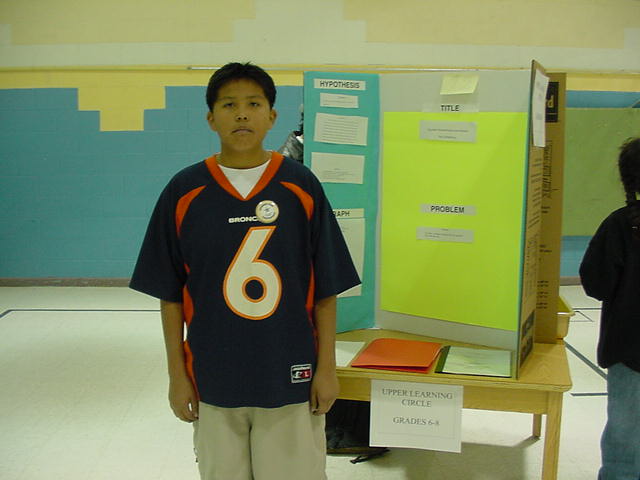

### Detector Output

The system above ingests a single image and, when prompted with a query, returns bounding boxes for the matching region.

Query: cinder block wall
[0,83,303,278]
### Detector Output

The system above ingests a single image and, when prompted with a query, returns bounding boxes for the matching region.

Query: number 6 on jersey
[223,226,282,320]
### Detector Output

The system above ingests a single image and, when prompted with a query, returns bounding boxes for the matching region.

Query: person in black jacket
[579,137,640,480]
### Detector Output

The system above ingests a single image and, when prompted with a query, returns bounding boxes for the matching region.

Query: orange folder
[350,338,443,373]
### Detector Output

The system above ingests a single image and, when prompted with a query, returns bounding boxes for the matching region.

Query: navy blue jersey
[131,152,360,408]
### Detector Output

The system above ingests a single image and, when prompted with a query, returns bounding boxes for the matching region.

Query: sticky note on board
[440,74,479,95]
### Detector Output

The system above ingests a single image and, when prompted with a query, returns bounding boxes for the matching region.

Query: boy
[130,62,360,480]
[580,137,640,479]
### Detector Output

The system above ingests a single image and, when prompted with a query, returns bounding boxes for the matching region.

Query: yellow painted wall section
[344,0,640,48]
[0,0,255,44]
[566,73,640,92]
[77,86,165,131]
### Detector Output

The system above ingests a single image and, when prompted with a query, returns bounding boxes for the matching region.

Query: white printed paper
[311,152,365,184]
[370,380,463,452]
[421,204,477,216]
[422,101,480,113]
[436,103,480,113]
[532,70,550,147]
[420,121,477,143]
[314,113,368,146]
[440,346,512,377]
[334,208,365,219]
[314,78,366,91]
[337,217,365,297]
[417,227,474,244]
[336,341,366,367]
[320,93,359,109]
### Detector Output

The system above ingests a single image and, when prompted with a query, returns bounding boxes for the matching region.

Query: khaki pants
[194,401,327,480]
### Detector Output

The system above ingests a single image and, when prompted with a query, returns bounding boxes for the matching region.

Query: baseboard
[0,278,130,287]
[1,276,582,288]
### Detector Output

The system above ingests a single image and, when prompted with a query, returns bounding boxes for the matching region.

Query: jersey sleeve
[130,181,187,302]
[309,176,361,300]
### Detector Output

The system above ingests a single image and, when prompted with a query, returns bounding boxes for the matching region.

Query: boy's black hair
[206,62,276,111]
[618,137,640,238]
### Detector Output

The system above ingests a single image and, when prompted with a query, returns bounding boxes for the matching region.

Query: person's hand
[168,374,199,422]
[310,367,339,415]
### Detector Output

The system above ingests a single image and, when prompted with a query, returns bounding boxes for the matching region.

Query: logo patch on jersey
[256,200,279,224]
[291,364,312,383]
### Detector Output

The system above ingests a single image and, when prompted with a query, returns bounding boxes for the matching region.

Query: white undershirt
[218,160,270,199]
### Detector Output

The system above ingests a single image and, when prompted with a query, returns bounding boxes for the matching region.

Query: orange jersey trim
[247,152,284,200]
[182,285,199,398]
[183,340,199,399]
[204,152,285,201]
[280,181,314,220]
[176,186,206,237]
[182,284,194,326]
[204,156,242,200]
[306,268,318,351]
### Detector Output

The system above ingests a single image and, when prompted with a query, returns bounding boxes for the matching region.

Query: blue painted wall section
[567,91,640,109]
[0,86,302,277]
[561,236,592,278]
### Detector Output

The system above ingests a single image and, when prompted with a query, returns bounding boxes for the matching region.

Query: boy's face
[207,78,277,158]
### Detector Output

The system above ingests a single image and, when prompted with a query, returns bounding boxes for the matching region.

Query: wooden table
[336,329,573,480]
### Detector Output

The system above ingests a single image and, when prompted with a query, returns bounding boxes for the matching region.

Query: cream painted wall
[1,0,639,72]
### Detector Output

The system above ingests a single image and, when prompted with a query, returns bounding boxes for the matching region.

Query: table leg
[532,414,542,438]
[541,393,563,480]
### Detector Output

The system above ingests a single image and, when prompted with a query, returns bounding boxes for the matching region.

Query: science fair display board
[304,64,554,374]
[303,73,380,333]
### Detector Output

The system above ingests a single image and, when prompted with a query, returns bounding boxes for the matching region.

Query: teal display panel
[303,72,380,332]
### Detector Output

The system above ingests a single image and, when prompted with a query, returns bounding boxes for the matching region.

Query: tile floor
[0,285,605,479]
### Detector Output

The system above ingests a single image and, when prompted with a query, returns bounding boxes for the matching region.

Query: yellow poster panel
[380,112,529,331]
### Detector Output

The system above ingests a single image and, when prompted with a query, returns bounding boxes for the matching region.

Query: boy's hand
[168,374,199,423]
[310,367,340,416]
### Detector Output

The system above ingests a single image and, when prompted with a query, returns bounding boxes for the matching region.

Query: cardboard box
[534,72,567,343]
